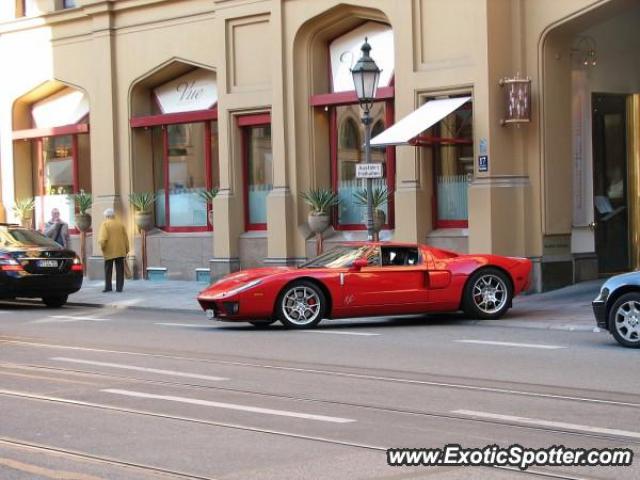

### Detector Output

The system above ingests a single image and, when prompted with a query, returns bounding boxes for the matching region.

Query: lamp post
[351,37,381,241]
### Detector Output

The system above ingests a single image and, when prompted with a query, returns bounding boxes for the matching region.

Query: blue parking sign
[478,155,488,172]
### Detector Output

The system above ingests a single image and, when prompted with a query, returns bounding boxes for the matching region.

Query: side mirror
[352,258,369,270]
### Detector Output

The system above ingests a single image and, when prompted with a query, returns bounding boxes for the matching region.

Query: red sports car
[197,242,532,329]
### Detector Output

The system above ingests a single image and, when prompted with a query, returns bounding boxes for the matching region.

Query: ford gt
[197,242,532,329]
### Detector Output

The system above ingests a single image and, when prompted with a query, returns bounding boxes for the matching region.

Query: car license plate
[205,309,215,320]
[37,259,58,268]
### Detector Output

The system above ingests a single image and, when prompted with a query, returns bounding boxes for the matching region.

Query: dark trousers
[104,257,125,292]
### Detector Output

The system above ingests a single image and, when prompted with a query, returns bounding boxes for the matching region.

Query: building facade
[1,0,639,290]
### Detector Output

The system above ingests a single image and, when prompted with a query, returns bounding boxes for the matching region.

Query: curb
[16,299,202,316]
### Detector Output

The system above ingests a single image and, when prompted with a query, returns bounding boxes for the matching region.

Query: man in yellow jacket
[98,208,129,293]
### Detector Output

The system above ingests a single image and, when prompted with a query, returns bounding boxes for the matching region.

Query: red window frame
[417,101,472,229]
[13,125,90,234]
[317,98,396,231]
[239,113,272,231]
[130,108,218,233]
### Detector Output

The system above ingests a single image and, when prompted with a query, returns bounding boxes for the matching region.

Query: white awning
[32,88,90,129]
[370,96,471,147]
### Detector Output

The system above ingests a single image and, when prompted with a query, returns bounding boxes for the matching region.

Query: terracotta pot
[134,211,154,232]
[75,213,92,232]
[308,213,330,234]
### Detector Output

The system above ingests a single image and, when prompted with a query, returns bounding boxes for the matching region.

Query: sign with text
[478,155,489,173]
[356,163,384,179]
[154,69,218,114]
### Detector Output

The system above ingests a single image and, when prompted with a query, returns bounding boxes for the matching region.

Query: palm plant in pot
[129,192,156,280]
[12,197,35,228]
[72,190,93,232]
[353,186,389,240]
[197,187,219,226]
[300,188,339,235]
[128,192,156,232]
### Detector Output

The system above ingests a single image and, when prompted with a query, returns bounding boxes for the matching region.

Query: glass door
[592,93,629,274]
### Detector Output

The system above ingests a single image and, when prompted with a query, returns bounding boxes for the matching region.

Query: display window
[420,97,473,228]
[239,114,272,231]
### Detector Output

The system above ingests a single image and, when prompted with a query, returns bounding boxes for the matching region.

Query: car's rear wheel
[462,268,512,320]
[42,295,68,308]
[277,281,326,329]
[608,293,640,348]
[249,320,276,328]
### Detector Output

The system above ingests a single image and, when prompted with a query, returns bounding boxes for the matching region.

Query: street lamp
[351,37,381,241]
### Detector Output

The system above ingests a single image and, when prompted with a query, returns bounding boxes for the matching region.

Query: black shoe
[102,289,112,293]
[116,289,123,293]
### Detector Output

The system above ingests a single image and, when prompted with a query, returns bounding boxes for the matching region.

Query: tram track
[1,336,639,410]
[0,437,218,480]
[0,392,615,480]
[0,363,638,446]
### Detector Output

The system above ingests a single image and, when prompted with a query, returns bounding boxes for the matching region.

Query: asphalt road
[0,302,637,480]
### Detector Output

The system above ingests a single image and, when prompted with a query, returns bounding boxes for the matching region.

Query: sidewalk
[63,277,605,332]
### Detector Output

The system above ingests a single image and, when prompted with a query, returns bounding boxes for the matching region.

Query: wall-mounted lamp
[571,36,597,68]
[499,73,531,126]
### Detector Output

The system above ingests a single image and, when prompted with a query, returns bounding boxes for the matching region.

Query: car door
[342,246,429,312]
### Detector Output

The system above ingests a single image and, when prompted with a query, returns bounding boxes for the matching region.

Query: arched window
[309,21,395,230]
[130,68,219,232]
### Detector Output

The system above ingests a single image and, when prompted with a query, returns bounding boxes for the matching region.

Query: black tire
[249,320,276,329]
[276,280,326,329]
[42,295,68,308]
[608,292,640,348]
[462,268,512,320]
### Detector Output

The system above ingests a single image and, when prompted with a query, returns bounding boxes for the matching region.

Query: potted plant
[198,187,219,225]
[353,186,389,236]
[128,192,156,232]
[12,197,35,228]
[300,188,339,235]
[72,190,92,232]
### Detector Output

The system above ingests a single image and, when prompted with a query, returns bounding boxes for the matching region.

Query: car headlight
[225,279,262,297]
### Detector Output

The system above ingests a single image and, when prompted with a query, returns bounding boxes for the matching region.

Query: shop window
[27,133,91,230]
[62,0,77,8]
[240,115,272,230]
[422,96,473,228]
[332,102,394,229]
[152,121,219,231]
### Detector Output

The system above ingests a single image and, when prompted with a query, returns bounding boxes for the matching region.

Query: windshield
[0,228,61,248]
[300,245,374,269]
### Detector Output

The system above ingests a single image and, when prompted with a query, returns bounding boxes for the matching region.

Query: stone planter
[308,212,330,234]
[134,211,154,232]
[75,213,92,232]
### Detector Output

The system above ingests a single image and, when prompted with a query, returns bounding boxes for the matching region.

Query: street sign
[478,155,489,173]
[356,163,383,179]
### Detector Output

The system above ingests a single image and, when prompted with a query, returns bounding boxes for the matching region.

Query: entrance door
[592,94,629,274]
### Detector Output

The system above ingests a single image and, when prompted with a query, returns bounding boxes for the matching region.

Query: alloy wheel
[472,274,508,315]
[614,300,640,343]
[281,286,321,326]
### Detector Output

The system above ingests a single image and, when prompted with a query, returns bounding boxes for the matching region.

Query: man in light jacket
[44,208,70,249]
[98,208,129,293]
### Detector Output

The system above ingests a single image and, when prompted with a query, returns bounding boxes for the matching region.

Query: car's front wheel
[42,295,68,308]
[462,268,512,320]
[277,281,326,329]
[608,293,640,348]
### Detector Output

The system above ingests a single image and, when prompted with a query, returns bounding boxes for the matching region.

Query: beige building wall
[0,0,633,290]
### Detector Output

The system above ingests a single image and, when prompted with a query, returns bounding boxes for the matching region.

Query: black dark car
[593,272,640,348]
[0,223,83,307]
